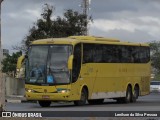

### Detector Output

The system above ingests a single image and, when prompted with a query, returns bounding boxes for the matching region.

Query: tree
[1,51,22,77]
[14,4,91,52]
[149,41,160,79]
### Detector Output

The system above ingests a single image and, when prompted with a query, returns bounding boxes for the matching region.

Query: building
[2,49,9,56]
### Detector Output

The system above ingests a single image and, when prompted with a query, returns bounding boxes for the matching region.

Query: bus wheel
[74,88,88,106]
[117,86,132,103]
[38,101,51,107]
[124,86,132,103]
[88,99,104,105]
[131,86,139,103]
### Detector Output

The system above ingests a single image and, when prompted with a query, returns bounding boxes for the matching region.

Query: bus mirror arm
[68,55,74,70]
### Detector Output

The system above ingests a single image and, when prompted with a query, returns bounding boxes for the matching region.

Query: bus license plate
[42,95,50,99]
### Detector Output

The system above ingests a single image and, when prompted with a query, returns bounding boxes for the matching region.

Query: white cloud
[138,16,160,24]
[92,19,137,32]
[7,8,41,21]
[7,13,17,18]
[91,16,160,39]
[25,9,41,18]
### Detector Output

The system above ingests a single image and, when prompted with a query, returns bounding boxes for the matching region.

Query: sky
[2,0,160,53]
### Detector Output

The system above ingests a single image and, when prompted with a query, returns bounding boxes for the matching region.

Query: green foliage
[16,4,91,52]
[1,51,22,77]
[154,74,160,81]
[149,41,160,74]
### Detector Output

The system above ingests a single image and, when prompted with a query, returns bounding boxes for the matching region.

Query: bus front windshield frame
[25,45,72,85]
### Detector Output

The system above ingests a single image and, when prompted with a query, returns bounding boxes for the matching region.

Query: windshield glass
[26,46,48,84]
[47,45,72,84]
[26,45,72,85]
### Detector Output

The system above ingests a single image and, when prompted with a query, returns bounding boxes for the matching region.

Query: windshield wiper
[48,67,67,72]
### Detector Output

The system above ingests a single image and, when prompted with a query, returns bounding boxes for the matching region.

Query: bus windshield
[26,45,72,85]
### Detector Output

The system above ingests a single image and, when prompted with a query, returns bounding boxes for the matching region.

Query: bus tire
[117,86,132,103]
[38,101,51,107]
[131,86,139,103]
[88,99,104,105]
[124,86,132,103]
[74,88,88,106]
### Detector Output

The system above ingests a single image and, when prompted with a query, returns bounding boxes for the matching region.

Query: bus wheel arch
[74,85,88,106]
[82,85,89,98]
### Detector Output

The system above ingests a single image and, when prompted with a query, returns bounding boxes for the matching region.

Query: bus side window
[72,43,81,83]
[83,44,93,63]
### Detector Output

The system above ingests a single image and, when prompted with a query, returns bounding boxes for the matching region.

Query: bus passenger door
[70,43,97,100]
[70,43,83,100]
[81,43,97,99]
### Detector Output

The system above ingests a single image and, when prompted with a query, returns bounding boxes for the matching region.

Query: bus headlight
[20,68,23,72]
[57,89,70,93]
[25,88,36,93]
[17,69,20,72]
[61,90,67,93]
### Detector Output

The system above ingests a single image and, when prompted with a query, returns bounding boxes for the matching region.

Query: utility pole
[0,0,2,47]
[0,0,5,112]
[81,0,90,35]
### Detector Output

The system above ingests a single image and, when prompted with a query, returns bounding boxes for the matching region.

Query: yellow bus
[25,36,151,107]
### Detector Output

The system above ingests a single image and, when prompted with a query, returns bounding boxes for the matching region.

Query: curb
[5,96,28,103]
[6,99,22,103]
[6,99,36,103]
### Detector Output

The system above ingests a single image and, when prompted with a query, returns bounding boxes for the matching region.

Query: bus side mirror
[68,55,74,70]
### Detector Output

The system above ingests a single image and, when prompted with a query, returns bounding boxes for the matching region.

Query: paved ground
[2,93,160,119]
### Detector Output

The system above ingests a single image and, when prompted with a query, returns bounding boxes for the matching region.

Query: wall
[5,76,25,96]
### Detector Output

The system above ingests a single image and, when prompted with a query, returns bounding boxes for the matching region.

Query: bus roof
[31,36,149,47]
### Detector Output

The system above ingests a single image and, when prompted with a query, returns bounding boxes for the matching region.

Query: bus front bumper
[25,92,71,101]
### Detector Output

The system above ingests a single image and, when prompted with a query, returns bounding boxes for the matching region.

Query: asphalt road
[5,92,160,111]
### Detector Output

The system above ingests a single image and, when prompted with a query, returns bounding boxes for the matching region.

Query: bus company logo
[44,89,47,93]
[2,112,11,117]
